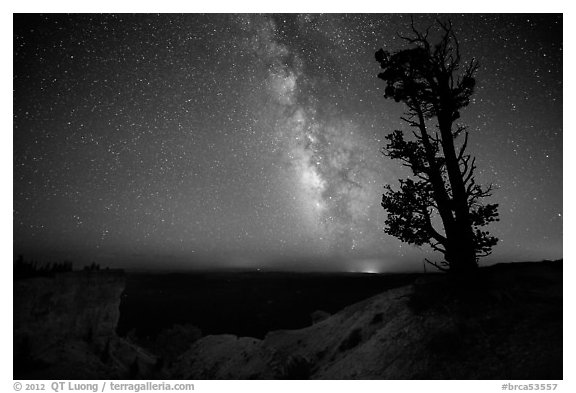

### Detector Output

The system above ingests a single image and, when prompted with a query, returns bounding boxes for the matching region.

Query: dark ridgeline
[376,19,499,274]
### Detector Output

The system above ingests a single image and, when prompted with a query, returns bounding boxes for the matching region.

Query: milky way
[13,14,562,271]
[237,15,385,255]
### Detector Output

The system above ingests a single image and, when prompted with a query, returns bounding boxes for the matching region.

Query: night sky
[13,14,562,272]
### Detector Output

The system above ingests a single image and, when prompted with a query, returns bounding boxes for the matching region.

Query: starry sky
[13,14,562,272]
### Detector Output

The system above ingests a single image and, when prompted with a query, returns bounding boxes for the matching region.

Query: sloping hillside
[170,261,562,379]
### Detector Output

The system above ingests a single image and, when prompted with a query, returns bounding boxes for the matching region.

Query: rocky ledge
[169,261,562,380]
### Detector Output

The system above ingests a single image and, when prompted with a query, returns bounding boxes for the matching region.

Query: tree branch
[420,206,447,245]
[425,258,449,272]
[457,130,469,162]
[463,156,476,185]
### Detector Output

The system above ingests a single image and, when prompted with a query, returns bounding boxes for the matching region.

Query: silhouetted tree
[84,262,101,271]
[14,255,73,279]
[375,19,499,274]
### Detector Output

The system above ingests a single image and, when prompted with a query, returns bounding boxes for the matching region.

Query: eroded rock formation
[14,270,155,379]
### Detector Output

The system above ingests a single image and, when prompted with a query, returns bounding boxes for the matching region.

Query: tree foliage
[376,19,499,273]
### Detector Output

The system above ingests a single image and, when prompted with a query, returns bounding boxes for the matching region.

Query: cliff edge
[14,270,155,379]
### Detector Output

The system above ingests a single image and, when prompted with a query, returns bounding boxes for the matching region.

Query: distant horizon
[12,251,562,275]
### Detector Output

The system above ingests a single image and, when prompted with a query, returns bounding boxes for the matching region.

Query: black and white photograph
[10,7,566,385]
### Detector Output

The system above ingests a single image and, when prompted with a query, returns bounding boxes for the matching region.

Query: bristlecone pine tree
[375,20,499,274]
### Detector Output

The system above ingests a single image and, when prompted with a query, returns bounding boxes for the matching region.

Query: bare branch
[421,206,447,245]
[397,16,432,52]
[460,154,471,177]
[457,130,469,162]
[411,128,423,141]
[425,258,449,272]
[463,157,476,185]
[400,116,421,128]
[430,242,445,253]
[468,183,496,204]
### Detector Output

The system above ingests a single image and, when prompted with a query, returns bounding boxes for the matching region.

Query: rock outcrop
[14,270,155,379]
[169,261,562,379]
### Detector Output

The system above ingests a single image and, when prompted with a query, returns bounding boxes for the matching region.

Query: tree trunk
[414,106,456,246]
[415,100,476,273]
[438,113,477,273]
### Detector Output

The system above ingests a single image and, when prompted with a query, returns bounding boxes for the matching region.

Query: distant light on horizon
[347,259,384,274]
